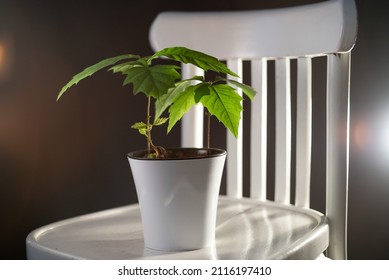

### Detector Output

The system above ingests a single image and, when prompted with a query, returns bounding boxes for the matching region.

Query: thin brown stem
[206,110,211,148]
[145,96,166,158]
[146,96,151,155]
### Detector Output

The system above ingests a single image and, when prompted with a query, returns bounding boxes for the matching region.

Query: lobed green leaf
[151,47,239,77]
[194,83,211,103]
[109,61,142,74]
[122,64,181,98]
[154,76,203,120]
[57,54,139,100]
[200,84,243,138]
[167,85,197,133]
[220,77,257,101]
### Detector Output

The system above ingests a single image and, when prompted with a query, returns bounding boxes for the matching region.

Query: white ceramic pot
[128,148,226,252]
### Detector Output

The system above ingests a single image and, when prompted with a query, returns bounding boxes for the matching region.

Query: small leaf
[123,64,181,98]
[147,153,155,159]
[151,47,239,77]
[131,122,148,136]
[138,128,147,136]
[154,77,203,120]
[200,84,243,138]
[167,86,197,133]
[131,122,147,130]
[57,54,139,100]
[221,77,257,101]
[153,117,169,126]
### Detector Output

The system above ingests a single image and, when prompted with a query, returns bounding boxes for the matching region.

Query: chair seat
[26,196,329,260]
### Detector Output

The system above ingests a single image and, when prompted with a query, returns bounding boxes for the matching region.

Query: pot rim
[128,147,226,161]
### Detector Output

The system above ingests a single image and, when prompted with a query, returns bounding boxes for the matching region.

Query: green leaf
[138,128,147,136]
[109,61,142,73]
[57,54,139,101]
[167,85,197,133]
[194,83,211,103]
[151,47,239,77]
[154,77,203,120]
[200,84,243,138]
[131,122,148,136]
[153,117,169,126]
[220,77,257,101]
[131,122,147,130]
[123,64,181,98]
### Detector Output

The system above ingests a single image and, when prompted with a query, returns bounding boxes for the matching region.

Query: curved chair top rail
[150,0,357,59]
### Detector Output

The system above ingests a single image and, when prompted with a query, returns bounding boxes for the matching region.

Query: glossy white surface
[26,197,328,260]
[149,0,357,60]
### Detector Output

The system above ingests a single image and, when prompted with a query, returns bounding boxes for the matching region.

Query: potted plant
[57,47,256,251]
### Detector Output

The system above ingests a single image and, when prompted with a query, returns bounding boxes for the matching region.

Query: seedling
[57,47,256,158]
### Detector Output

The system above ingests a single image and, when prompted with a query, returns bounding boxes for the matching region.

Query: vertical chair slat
[295,57,313,208]
[326,53,350,260]
[226,59,243,198]
[274,58,292,204]
[181,64,204,148]
[250,58,268,200]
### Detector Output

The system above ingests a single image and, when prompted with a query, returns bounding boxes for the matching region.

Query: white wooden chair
[149,0,357,259]
[26,0,357,260]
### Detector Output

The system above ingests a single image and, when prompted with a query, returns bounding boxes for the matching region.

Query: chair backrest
[149,0,357,259]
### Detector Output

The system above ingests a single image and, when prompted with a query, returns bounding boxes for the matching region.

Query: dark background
[1,0,388,259]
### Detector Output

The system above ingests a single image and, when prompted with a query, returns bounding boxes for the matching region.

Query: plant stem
[206,110,211,148]
[146,96,151,155]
